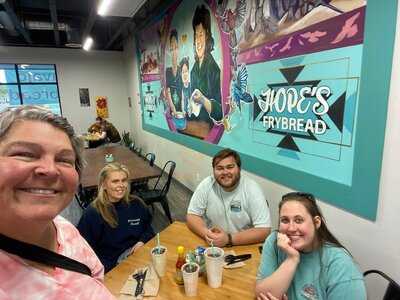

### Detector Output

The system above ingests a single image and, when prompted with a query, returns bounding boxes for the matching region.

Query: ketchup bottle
[175,246,185,285]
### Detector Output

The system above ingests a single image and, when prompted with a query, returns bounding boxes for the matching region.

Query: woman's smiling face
[0,120,78,222]
[103,170,128,203]
[194,23,206,61]
[279,201,321,252]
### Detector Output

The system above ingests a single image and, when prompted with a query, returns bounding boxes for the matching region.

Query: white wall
[123,3,400,297]
[0,46,130,135]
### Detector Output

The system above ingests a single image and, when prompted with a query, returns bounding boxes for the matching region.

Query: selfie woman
[0,106,115,299]
[78,163,154,273]
[255,192,366,300]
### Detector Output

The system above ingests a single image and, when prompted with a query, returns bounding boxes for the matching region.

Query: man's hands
[205,227,229,247]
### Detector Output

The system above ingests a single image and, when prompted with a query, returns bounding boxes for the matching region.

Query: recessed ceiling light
[98,0,112,16]
[83,37,93,51]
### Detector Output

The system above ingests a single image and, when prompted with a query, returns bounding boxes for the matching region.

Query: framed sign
[79,88,90,107]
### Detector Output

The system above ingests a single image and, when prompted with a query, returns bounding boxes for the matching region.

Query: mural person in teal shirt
[189,5,223,128]
[255,192,366,300]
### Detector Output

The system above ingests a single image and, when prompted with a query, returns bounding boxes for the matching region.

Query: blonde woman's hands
[257,292,288,300]
[277,233,300,261]
[130,241,145,255]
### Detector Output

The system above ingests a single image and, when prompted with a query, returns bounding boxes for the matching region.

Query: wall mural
[136,0,397,220]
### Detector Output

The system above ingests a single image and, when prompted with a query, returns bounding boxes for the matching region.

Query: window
[0,64,62,114]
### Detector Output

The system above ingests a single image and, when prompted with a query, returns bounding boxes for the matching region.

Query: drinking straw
[210,240,215,256]
[189,261,196,272]
[156,233,160,253]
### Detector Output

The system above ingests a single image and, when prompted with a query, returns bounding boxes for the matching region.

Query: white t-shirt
[187,175,271,233]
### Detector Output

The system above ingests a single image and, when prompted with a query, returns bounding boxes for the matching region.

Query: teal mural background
[136,0,398,220]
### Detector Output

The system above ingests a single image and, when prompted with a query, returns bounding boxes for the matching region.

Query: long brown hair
[279,192,348,252]
[91,162,131,228]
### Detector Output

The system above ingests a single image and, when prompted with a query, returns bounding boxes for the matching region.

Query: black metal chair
[128,141,142,155]
[129,141,135,152]
[364,270,400,300]
[136,160,176,223]
[145,152,155,166]
[75,184,97,209]
[131,152,156,192]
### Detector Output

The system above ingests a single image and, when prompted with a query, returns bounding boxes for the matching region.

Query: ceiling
[0,0,169,51]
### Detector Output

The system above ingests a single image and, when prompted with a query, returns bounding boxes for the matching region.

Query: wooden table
[81,146,160,188]
[105,222,261,299]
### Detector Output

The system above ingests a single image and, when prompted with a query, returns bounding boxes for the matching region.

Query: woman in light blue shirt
[255,192,366,300]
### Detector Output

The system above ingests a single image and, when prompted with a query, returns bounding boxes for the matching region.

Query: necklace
[217,183,240,233]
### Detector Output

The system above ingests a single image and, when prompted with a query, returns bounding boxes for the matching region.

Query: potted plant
[121,131,133,148]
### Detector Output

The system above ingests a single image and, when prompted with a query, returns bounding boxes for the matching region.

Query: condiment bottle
[175,246,185,285]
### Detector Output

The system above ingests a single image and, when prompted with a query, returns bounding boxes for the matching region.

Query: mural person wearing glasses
[0,106,115,299]
[255,192,366,300]
[189,4,223,128]
[186,148,271,247]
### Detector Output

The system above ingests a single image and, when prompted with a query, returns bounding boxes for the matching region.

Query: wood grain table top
[81,146,160,188]
[104,221,261,299]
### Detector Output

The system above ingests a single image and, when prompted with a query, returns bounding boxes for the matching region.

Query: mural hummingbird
[230,64,253,111]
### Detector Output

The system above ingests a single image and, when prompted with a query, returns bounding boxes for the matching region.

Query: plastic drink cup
[181,263,200,296]
[204,247,224,288]
[151,246,167,277]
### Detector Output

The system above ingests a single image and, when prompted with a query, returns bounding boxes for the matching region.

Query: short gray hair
[0,105,84,177]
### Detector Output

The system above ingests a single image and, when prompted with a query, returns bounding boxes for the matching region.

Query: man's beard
[216,173,240,190]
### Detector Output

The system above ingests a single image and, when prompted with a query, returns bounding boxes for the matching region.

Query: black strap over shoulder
[0,233,92,276]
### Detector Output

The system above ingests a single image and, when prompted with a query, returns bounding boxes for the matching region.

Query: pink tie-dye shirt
[0,216,116,300]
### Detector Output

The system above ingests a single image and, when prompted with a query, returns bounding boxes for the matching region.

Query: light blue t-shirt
[257,232,366,300]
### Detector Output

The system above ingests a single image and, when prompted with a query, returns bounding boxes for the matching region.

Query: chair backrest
[75,184,95,209]
[153,160,176,196]
[129,142,135,152]
[364,269,400,300]
[145,152,156,166]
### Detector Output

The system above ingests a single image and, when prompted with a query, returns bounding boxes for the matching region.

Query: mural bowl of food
[175,112,185,119]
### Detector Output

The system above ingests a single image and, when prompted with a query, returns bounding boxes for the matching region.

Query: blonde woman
[78,163,154,273]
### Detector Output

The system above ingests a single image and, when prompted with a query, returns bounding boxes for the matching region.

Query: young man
[186,148,271,247]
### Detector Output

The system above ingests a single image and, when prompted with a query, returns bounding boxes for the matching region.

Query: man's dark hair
[212,148,241,168]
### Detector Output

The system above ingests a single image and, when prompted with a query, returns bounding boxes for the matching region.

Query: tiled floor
[146,176,192,233]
